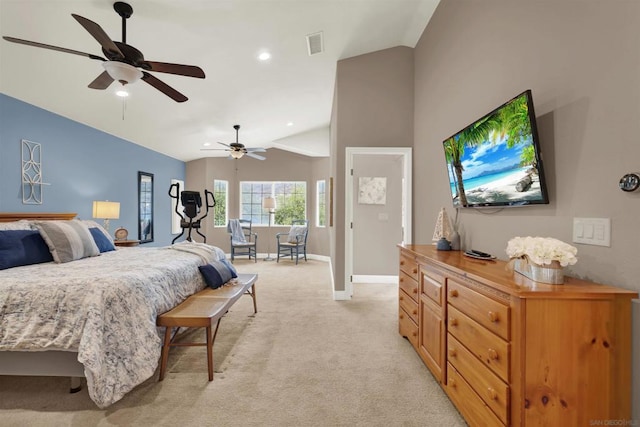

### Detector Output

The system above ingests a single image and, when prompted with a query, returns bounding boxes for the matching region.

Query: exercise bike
[168,182,215,244]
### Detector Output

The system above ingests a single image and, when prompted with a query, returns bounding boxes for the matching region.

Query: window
[213,180,228,227]
[316,180,326,227]
[240,181,306,226]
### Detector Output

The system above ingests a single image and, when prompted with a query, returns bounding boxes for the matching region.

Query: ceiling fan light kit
[102,61,143,85]
[2,1,205,103]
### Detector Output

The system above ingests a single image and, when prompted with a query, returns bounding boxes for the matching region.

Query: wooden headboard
[0,213,77,222]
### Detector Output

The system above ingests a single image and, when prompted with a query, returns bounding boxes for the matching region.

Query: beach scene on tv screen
[443,93,545,207]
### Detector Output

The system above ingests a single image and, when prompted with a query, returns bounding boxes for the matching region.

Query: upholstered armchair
[276,219,308,264]
[228,219,257,262]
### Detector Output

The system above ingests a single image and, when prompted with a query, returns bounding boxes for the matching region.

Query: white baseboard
[352,275,398,284]
[333,290,351,300]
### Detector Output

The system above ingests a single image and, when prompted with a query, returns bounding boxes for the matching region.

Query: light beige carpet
[0,259,466,427]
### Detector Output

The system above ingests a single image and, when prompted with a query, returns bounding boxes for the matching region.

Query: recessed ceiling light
[115,89,129,98]
[286,122,293,127]
[258,52,271,61]
[203,142,211,147]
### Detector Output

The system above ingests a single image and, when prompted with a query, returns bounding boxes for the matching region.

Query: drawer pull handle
[450,318,458,326]
[487,388,497,400]
[412,268,418,274]
[449,289,459,298]
[412,331,417,337]
[488,311,498,322]
[448,348,457,357]
[400,260,405,266]
[413,288,418,294]
[413,309,418,315]
[449,378,456,388]
[400,278,404,283]
[399,295,404,301]
[400,314,404,319]
[488,348,499,360]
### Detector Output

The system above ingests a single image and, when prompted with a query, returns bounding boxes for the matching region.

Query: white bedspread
[0,242,221,408]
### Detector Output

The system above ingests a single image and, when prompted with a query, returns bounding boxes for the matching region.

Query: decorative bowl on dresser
[398,244,637,427]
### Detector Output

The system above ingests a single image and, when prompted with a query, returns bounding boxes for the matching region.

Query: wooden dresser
[398,244,637,427]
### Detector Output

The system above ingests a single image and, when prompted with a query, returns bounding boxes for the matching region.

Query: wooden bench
[156,273,258,381]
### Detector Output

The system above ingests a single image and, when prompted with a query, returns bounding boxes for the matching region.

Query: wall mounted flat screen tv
[442,89,549,208]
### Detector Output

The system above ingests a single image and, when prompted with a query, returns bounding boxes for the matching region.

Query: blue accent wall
[0,93,185,246]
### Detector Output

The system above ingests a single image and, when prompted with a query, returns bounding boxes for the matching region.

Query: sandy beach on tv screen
[460,170,542,205]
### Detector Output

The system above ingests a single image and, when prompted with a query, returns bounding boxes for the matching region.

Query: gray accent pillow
[287,225,307,243]
[34,219,100,263]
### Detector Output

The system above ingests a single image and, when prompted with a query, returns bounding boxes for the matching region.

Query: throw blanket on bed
[0,242,223,408]
[229,219,246,244]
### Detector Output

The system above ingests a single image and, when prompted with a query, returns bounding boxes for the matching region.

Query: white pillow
[287,225,307,243]
[34,219,100,263]
[0,220,33,230]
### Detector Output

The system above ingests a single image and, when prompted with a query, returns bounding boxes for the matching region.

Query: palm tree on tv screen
[444,94,534,206]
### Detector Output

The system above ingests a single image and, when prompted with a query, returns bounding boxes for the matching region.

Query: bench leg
[206,317,224,381]
[245,284,258,314]
[159,326,172,381]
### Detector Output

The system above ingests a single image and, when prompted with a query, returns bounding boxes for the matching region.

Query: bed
[0,213,222,408]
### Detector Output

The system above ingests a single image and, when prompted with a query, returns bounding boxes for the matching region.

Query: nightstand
[113,240,140,247]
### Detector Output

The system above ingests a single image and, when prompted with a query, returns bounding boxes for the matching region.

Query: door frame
[344,147,412,298]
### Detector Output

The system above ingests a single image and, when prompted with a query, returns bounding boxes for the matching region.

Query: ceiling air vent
[306,31,324,56]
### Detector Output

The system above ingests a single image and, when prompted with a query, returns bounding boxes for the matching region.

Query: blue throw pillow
[220,257,238,278]
[89,227,116,253]
[0,230,54,270]
[199,260,234,289]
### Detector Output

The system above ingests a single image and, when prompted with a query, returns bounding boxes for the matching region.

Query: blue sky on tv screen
[447,133,533,183]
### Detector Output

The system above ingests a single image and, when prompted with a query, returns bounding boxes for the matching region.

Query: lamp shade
[230,150,244,159]
[263,196,276,210]
[93,201,121,220]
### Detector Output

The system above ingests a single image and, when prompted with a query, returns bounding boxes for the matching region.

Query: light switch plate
[573,218,610,247]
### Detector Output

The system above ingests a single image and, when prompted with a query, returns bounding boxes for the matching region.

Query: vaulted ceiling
[0,0,439,161]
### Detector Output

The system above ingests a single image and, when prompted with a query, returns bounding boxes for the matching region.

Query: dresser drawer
[399,307,418,348]
[399,270,419,303]
[421,266,443,306]
[447,279,510,341]
[448,305,510,382]
[446,363,505,427]
[399,289,418,324]
[399,253,419,281]
[448,334,509,424]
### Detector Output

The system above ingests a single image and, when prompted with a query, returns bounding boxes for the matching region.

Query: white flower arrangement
[505,236,578,267]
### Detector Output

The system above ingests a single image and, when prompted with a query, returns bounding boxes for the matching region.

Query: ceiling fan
[2,2,205,102]
[202,125,267,160]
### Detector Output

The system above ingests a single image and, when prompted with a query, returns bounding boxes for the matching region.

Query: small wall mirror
[138,171,154,243]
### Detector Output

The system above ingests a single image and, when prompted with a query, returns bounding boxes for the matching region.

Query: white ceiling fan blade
[246,147,266,153]
[217,141,231,148]
[245,152,266,160]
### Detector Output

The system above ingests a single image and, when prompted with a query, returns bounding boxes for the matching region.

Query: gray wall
[331,46,415,291]
[0,93,185,246]
[414,0,640,292]
[185,149,330,256]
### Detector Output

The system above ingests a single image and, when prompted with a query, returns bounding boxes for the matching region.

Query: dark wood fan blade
[88,71,114,89]
[245,152,266,161]
[2,36,105,60]
[144,61,205,78]
[141,72,188,102]
[72,14,124,59]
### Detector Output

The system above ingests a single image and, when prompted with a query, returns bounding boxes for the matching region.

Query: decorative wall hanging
[21,139,49,204]
[358,177,387,205]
